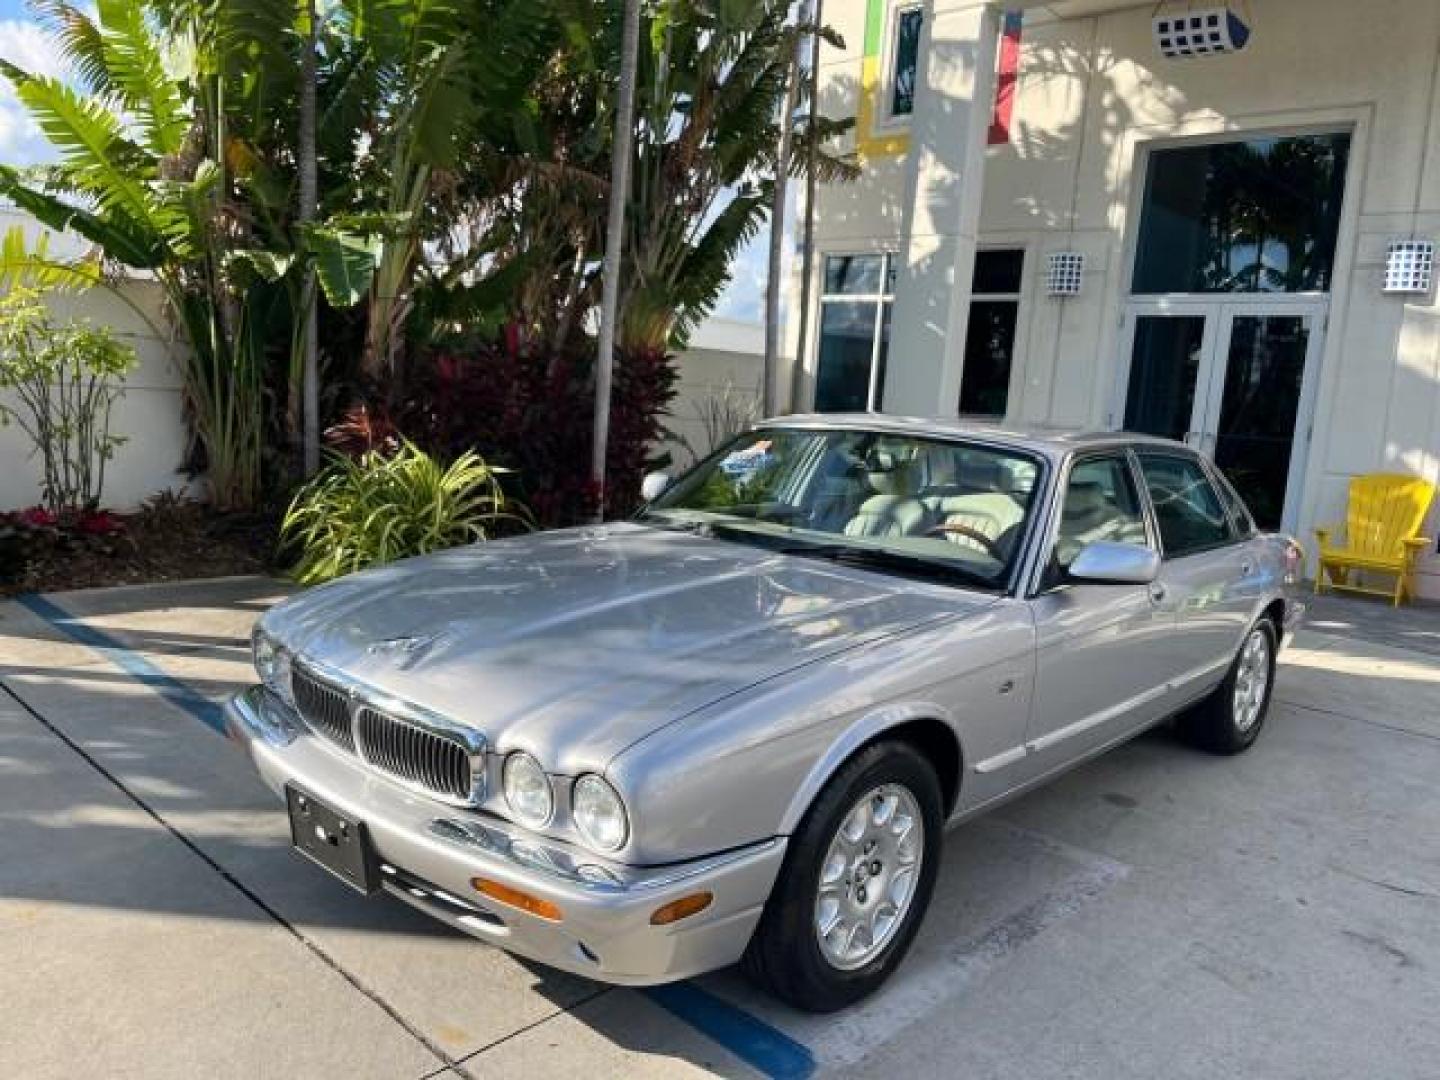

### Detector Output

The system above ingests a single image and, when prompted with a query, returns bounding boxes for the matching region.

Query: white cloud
[0,17,66,167]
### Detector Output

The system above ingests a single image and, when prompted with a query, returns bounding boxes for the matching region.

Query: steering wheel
[928,522,1003,559]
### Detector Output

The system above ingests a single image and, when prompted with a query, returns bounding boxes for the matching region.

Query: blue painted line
[15,592,228,734]
[16,591,818,1078]
[644,983,816,1079]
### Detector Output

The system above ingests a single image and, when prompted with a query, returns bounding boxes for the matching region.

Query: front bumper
[225,685,785,985]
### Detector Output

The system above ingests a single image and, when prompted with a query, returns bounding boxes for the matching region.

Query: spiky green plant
[281,440,527,584]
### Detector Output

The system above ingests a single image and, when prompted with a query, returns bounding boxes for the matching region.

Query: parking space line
[14,593,227,733]
[712,821,1131,1073]
[15,590,819,1080]
[644,983,816,1079]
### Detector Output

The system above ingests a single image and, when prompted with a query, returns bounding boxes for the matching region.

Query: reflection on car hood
[265,522,993,771]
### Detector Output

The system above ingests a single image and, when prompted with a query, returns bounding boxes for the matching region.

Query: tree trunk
[763,4,806,418]
[791,0,824,414]
[592,0,642,520]
[299,0,320,475]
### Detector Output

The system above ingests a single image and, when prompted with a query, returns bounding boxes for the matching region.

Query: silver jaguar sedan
[227,416,1304,1011]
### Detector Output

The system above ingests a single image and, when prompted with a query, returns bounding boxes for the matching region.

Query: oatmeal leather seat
[844,456,928,538]
[923,456,1026,556]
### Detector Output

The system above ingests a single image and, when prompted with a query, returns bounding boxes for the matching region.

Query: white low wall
[0,278,192,513]
[661,319,768,470]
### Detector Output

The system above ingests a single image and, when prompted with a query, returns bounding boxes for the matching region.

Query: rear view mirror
[641,471,672,502]
[1069,541,1160,585]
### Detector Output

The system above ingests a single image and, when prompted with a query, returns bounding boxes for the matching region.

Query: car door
[1023,451,1174,772]
[1134,451,1254,702]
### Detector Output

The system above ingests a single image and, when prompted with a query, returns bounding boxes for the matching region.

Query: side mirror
[1068,541,1160,585]
[640,471,672,503]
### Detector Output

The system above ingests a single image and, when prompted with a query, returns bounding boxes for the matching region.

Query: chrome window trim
[290,655,487,808]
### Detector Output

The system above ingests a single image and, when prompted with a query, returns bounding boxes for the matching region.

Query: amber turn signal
[649,891,713,926]
[470,877,563,922]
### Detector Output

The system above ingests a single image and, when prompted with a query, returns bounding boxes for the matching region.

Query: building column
[884,1,1000,416]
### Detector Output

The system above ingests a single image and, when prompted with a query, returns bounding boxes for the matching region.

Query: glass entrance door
[1118,301,1324,531]
[1208,312,1315,530]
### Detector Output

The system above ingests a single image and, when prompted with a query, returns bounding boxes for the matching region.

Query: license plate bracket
[286,784,379,895]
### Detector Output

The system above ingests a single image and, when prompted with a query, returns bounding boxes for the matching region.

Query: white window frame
[814,252,897,412]
[878,3,925,130]
[959,248,1026,419]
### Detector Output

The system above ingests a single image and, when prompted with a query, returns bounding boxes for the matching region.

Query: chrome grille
[291,666,355,751]
[356,707,473,802]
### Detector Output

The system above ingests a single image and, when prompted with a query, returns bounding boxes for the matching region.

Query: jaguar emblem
[366,633,445,668]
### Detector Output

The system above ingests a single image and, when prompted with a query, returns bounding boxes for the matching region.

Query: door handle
[1240,560,1253,576]
[1149,582,1168,602]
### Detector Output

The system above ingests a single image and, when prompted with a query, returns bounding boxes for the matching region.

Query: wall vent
[1383,240,1435,295]
[1153,7,1251,59]
[1046,252,1085,297]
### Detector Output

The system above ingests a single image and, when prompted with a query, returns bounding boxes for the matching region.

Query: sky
[0,0,770,324]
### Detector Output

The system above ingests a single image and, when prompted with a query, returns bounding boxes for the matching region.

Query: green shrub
[281,441,526,585]
[0,287,138,515]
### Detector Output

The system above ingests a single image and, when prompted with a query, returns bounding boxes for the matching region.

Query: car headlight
[251,627,292,701]
[503,752,554,827]
[572,774,629,852]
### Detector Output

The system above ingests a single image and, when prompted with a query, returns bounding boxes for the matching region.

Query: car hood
[264,522,994,772]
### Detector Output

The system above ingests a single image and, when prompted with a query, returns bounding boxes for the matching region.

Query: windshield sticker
[719,440,775,481]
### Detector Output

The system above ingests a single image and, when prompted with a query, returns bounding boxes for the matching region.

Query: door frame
[1112,294,1328,534]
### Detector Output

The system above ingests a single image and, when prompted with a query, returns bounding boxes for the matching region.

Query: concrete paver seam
[417,986,615,1080]
[0,675,461,1075]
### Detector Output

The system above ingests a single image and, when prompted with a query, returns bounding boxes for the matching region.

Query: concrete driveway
[1,578,1437,1079]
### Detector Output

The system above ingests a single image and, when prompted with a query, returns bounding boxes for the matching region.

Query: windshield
[643,426,1044,591]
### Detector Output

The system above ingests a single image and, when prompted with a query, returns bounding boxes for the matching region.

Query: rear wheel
[1179,618,1277,754]
[742,741,943,1012]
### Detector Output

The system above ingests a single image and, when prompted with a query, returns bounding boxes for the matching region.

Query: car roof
[756,413,1190,462]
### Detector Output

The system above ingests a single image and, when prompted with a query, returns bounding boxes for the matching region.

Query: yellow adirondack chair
[1314,473,1435,606]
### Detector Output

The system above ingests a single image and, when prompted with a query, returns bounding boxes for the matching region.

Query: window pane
[824,254,884,295]
[973,249,1024,294]
[1124,315,1205,440]
[1053,456,1150,572]
[891,8,923,116]
[814,300,879,412]
[1133,134,1350,294]
[1137,454,1233,556]
[959,300,1017,417]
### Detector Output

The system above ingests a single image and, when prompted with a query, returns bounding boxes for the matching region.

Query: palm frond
[94,0,189,156]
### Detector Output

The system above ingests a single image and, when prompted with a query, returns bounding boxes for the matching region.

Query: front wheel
[1179,618,1277,755]
[742,741,943,1012]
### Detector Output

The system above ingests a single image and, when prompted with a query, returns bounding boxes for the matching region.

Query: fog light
[471,877,563,922]
[650,892,713,926]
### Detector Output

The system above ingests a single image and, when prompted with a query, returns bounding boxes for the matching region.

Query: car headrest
[866,456,919,498]
[1064,480,1109,519]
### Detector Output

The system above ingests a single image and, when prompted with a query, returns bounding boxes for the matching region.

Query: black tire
[1178,617,1277,755]
[741,740,944,1012]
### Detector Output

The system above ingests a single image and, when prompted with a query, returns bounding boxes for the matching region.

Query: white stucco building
[789,0,1440,596]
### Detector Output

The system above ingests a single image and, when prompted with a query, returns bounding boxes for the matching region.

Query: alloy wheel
[813,783,925,971]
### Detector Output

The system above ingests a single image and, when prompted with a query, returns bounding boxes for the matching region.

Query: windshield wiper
[757,536,999,591]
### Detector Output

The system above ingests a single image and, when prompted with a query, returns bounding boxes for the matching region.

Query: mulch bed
[1,499,284,598]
